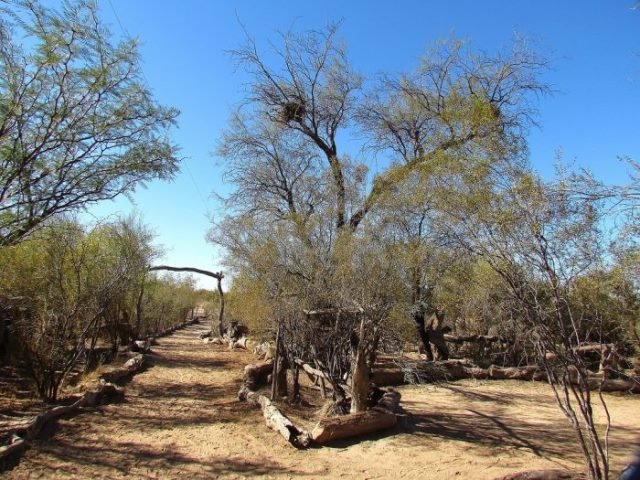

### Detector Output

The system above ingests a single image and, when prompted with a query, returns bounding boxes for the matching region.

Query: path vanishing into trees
[5,323,640,480]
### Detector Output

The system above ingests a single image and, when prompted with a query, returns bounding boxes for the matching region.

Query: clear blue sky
[80,0,639,289]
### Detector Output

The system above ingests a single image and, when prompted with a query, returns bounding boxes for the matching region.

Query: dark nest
[280,100,306,123]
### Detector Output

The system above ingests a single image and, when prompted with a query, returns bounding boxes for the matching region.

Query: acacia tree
[357,38,548,355]
[0,0,179,246]
[444,162,618,479]
[0,216,157,401]
[215,26,547,412]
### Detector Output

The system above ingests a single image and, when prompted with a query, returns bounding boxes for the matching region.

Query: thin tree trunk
[412,310,433,361]
[135,279,145,339]
[216,276,225,337]
[271,323,281,400]
[350,317,371,414]
[292,364,300,400]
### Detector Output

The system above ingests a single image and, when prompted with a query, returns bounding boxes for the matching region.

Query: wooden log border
[0,318,200,466]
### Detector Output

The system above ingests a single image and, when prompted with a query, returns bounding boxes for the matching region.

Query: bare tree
[448,165,615,480]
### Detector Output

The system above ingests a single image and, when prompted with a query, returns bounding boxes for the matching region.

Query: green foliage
[0,0,180,246]
[140,273,201,338]
[0,216,201,401]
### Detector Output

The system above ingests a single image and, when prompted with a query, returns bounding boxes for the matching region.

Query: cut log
[311,410,397,444]
[373,388,402,414]
[242,361,273,391]
[489,365,544,381]
[99,354,146,384]
[233,336,248,349]
[371,368,406,386]
[238,387,311,448]
[0,434,26,460]
[591,377,640,393]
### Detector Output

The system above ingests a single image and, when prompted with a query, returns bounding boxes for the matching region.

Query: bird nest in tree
[280,100,306,123]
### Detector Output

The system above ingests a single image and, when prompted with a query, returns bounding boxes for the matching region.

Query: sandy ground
[3,322,639,479]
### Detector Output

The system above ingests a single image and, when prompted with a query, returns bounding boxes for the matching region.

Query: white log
[238,387,311,448]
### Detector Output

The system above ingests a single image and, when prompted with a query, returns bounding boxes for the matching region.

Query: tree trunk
[271,323,281,399]
[291,364,300,400]
[428,311,449,360]
[275,355,288,399]
[412,309,434,361]
[135,277,145,339]
[216,276,225,337]
[350,319,371,414]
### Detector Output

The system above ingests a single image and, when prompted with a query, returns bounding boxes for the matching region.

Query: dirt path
[4,323,640,479]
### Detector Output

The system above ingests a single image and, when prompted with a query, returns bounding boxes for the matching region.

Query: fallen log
[592,378,640,393]
[242,361,273,391]
[233,336,248,349]
[99,354,146,384]
[311,410,397,445]
[373,388,402,414]
[294,358,329,381]
[371,368,406,386]
[444,334,502,344]
[0,434,26,460]
[238,387,311,448]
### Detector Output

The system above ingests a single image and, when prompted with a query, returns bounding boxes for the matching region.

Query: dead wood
[444,334,503,344]
[372,387,402,414]
[99,353,146,384]
[0,381,125,462]
[238,387,311,448]
[242,361,273,391]
[148,265,222,280]
[0,434,26,460]
[592,377,640,393]
[310,410,397,444]
[233,336,248,349]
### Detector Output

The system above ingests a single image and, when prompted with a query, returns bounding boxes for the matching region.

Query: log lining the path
[238,386,312,448]
[0,316,203,464]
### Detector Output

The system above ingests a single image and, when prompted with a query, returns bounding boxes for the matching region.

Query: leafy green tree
[0,216,172,401]
[0,0,179,246]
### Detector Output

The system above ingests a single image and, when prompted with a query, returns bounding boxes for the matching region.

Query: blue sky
[81,0,639,289]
